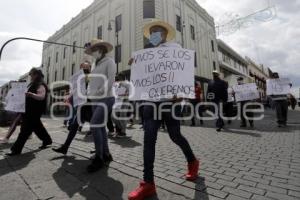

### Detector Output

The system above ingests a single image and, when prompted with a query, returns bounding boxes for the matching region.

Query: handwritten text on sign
[130,47,195,101]
[5,82,28,113]
[266,78,290,95]
[232,83,260,102]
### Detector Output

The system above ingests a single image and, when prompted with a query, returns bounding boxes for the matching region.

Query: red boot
[185,159,200,181]
[128,181,156,200]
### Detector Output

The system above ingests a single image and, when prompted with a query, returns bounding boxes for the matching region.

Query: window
[115,15,122,32]
[48,57,51,67]
[213,61,216,70]
[54,71,57,81]
[97,26,103,39]
[56,52,59,63]
[190,25,195,40]
[115,44,122,63]
[143,0,155,18]
[176,15,182,32]
[73,41,76,54]
[62,67,65,80]
[71,63,75,75]
[63,47,67,59]
[194,52,197,68]
[211,40,215,52]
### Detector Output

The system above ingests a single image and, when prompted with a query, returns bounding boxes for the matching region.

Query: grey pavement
[0,109,299,200]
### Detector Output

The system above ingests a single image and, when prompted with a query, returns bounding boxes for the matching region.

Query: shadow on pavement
[0,151,37,176]
[52,156,124,200]
[110,137,142,148]
[193,176,209,200]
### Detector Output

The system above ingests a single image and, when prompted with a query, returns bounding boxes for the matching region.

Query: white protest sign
[5,82,28,113]
[130,47,195,101]
[266,78,290,95]
[70,70,87,107]
[233,83,260,102]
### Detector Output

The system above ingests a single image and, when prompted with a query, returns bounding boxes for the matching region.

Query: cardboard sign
[233,83,260,102]
[266,78,290,95]
[70,70,87,107]
[5,82,28,113]
[130,47,195,101]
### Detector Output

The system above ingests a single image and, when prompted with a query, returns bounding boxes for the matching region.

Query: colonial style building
[217,39,249,86]
[41,0,219,104]
[245,56,270,99]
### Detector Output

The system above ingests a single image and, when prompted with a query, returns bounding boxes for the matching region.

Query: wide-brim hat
[212,70,220,75]
[143,19,176,41]
[84,39,113,55]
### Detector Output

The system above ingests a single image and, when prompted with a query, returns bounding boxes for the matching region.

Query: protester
[112,74,130,138]
[236,77,254,128]
[0,113,22,143]
[85,39,116,173]
[191,82,204,126]
[269,73,289,127]
[6,68,52,156]
[127,20,199,200]
[52,62,92,155]
[207,71,228,132]
[224,86,235,124]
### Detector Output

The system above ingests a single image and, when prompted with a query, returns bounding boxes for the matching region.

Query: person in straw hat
[83,39,117,173]
[128,19,199,200]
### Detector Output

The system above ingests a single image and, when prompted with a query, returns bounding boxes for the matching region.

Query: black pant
[11,114,52,153]
[240,101,254,126]
[107,111,115,132]
[62,115,80,150]
[191,100,203,125]
[143,103,196,182]
[274,100,288,125]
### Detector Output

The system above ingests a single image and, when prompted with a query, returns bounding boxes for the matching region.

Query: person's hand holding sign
[128,58,134,66]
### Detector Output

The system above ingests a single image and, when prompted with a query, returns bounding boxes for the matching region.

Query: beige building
[245,56,270,99]
[217,39,249,86]
[41,0,219,103]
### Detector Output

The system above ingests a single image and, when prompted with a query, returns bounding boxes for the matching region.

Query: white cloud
[0,0,93,85]
[197,0,300,96]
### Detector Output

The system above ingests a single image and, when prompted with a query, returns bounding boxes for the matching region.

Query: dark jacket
[207,78,228,103]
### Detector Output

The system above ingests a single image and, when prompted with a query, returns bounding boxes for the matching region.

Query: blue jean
[90,97,115,159]
[143,103,196,182]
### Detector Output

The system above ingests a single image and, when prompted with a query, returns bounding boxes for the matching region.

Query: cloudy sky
[0,0,299,97]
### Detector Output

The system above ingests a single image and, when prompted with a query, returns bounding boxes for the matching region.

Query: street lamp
[0,37,85,61]
[108,20,119,74]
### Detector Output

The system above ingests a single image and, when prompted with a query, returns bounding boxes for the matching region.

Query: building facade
[217,39,249,86]
[41,0,219,105]
[245,56,270,99]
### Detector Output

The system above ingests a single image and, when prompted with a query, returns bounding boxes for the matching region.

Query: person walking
[127,20,199,200]
[207,71,228,132]
[191,82,204,126]
[85,39,116,173]
[235,77,254,128]
[112,74,130,138]
[6,68,52,156]
[269,73,289,127]
[52,62,93,155]
[0,113,22,143]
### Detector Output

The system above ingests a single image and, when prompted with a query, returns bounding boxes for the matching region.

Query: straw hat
[212,70,220,75]
[84,39,113,55]
[143,19,176,41]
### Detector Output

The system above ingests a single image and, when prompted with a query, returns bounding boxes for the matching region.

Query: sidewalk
[0,109,300,200]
